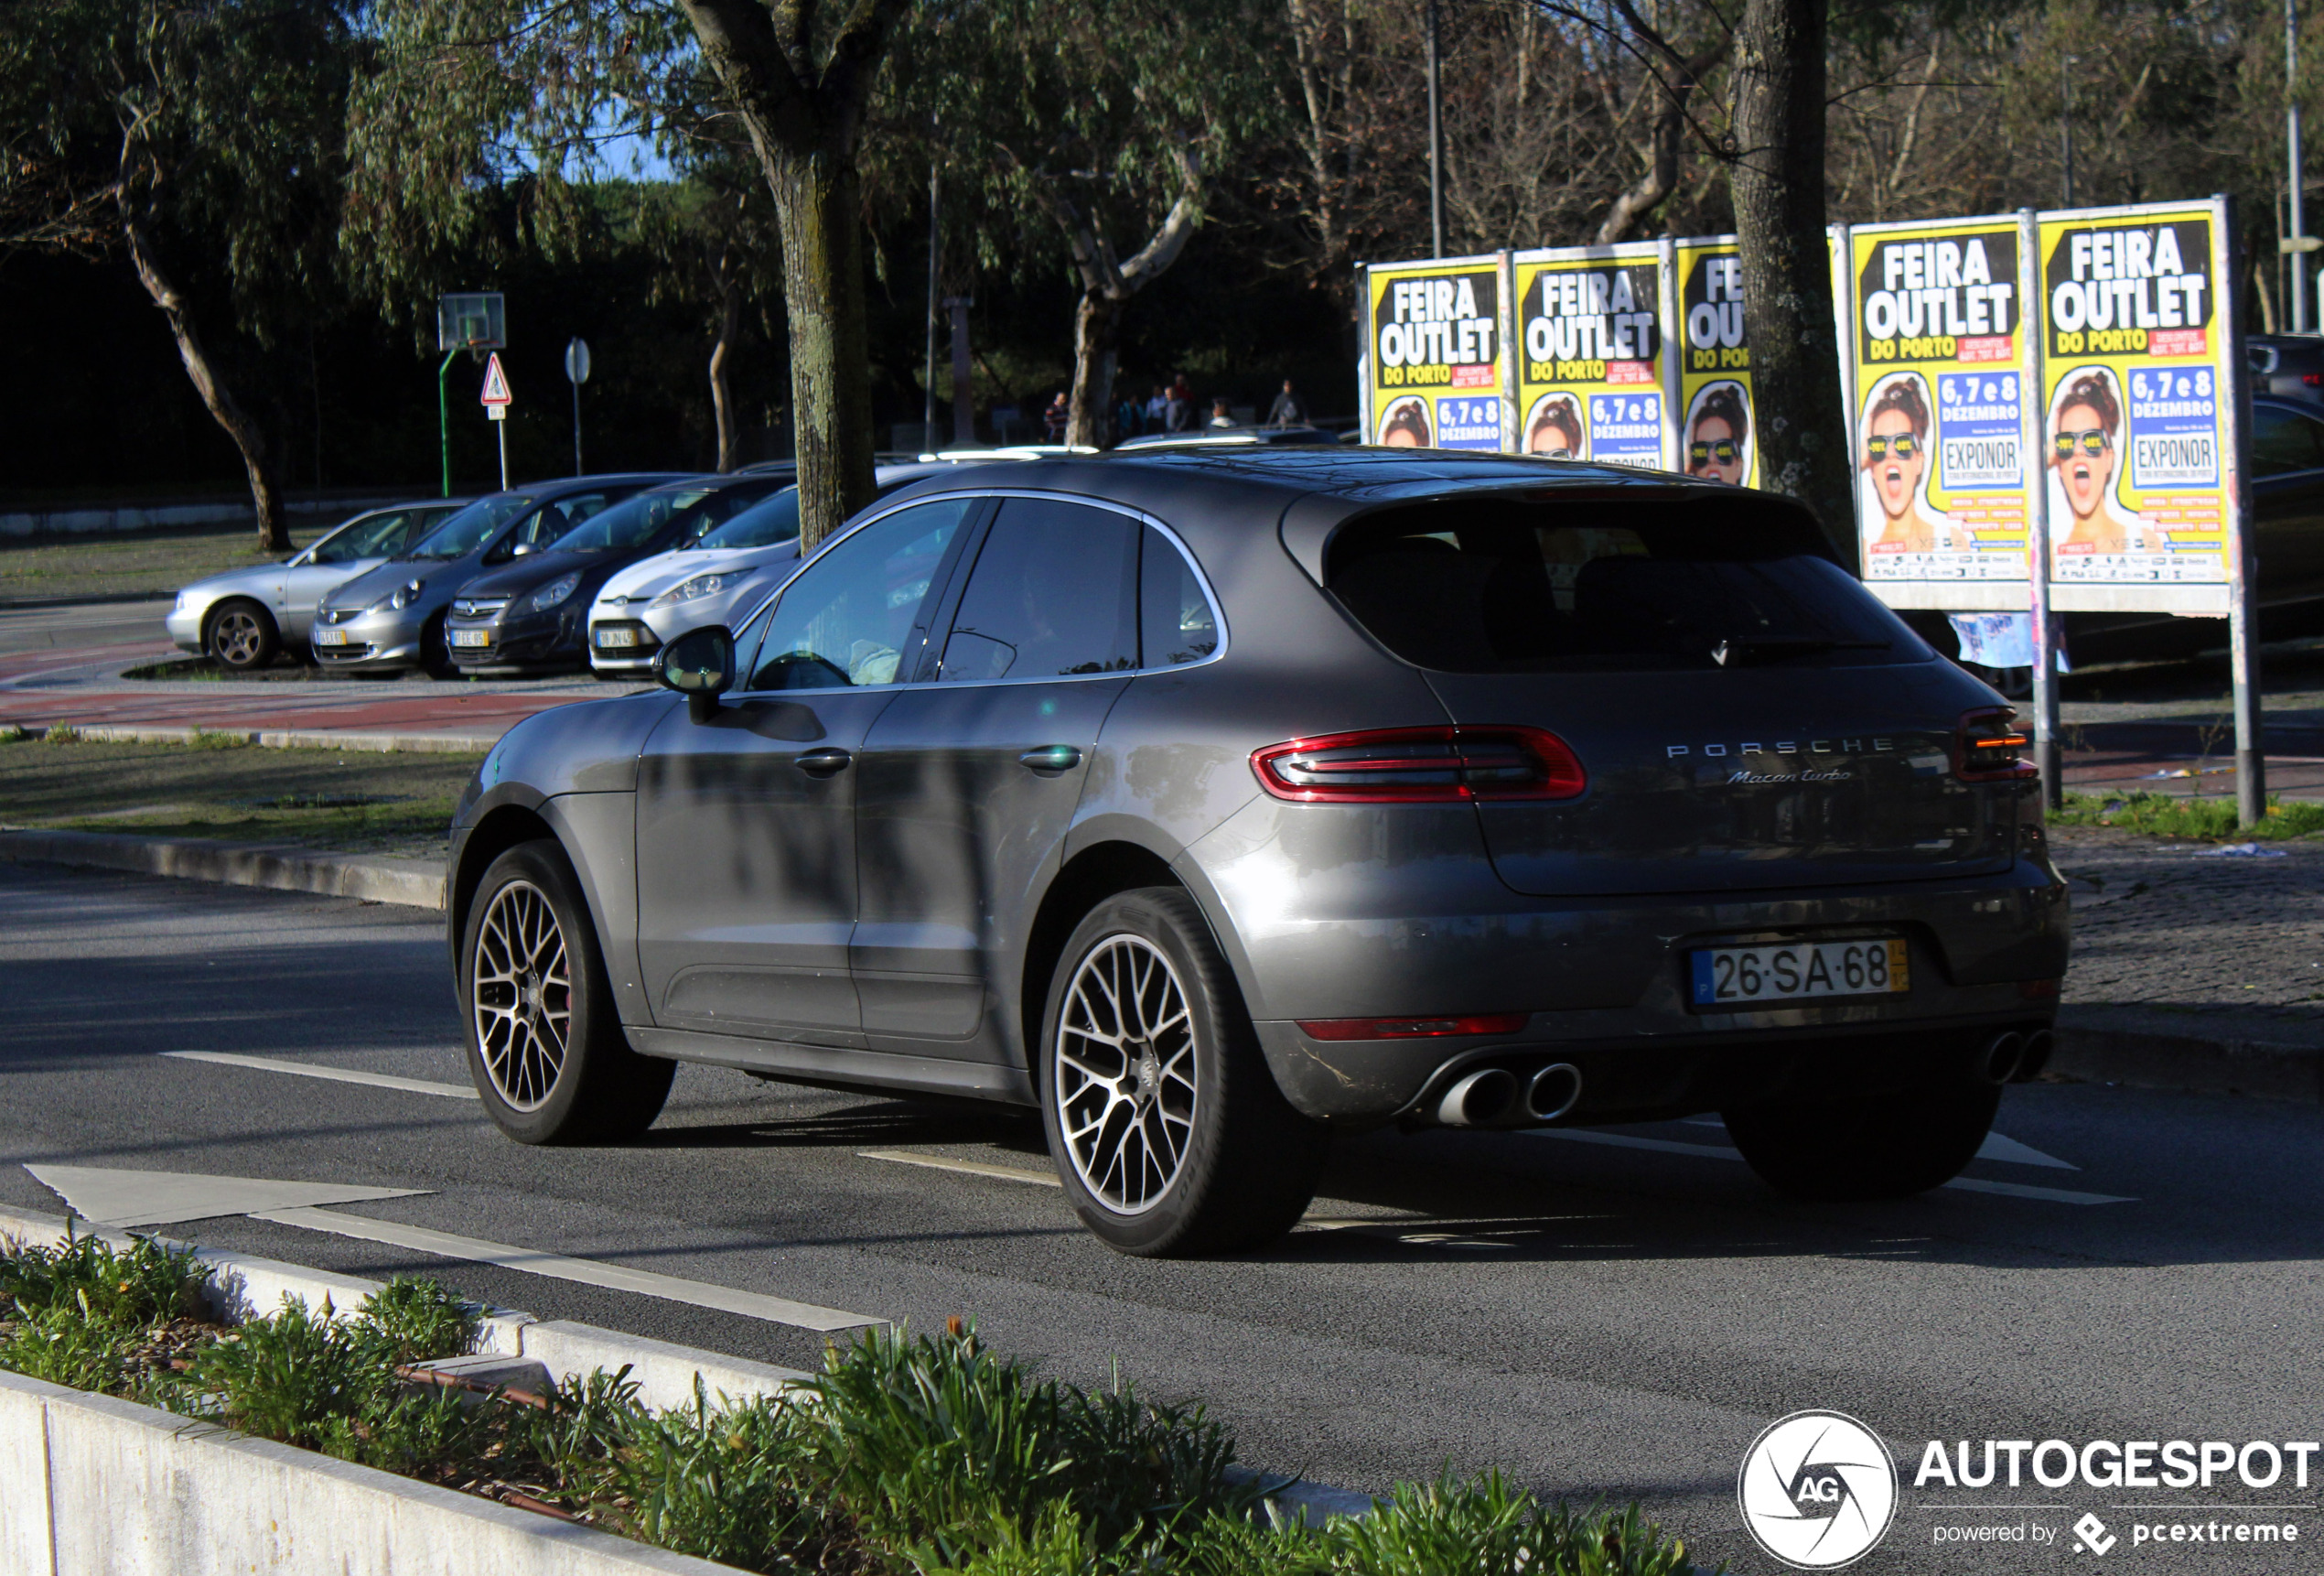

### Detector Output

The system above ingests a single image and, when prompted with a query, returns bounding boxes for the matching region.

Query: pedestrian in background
[1115,390,1142,441]
[1166,377,1193,433]
[1146,384,1168,432]
[1208,396,1235,429]
[1044,392,1070,443]
[1266,378,1306,427]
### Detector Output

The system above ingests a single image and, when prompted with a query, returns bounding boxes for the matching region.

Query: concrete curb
[0,1369,738,1575]
[2050,1021,2323,1104]
[8,719,498,753]
[0,826,447,910]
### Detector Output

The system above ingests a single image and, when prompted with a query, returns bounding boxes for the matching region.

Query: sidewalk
[1,641,637,751]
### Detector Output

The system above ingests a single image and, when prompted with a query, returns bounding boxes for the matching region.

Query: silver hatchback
[447,452,2068,1256]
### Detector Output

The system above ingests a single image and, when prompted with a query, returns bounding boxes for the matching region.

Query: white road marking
[26,1163,427,1228]
[251,1204,885,1333]
[857,1149,1061,1187]
[160,1050,477,1100]
[1974,1131,2078,1170]
[1521,1130,2132,1205]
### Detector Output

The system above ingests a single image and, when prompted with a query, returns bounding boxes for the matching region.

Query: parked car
[312,476,681,675]
[167,500,468,669]
[443,474,789,675]
[586,460,1020,677]
[1114,426,1343,450]
[2058,394,2324,664]
[447,448,2066,1257]
[2247,333,2324,408]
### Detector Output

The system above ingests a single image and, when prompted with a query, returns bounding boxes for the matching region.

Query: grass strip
[2051,791,2324,840]
[1,1234,1707,1575]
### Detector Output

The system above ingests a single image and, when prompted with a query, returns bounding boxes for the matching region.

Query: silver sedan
[166,502,465,668]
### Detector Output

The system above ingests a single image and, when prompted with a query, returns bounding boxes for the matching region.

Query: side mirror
[657,625,737,721]
[511,540,535,557]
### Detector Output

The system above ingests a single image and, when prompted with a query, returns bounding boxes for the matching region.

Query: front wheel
[1722,1078,2000,1201]
[1038,888,1328,1257]
[461,839,673,1143]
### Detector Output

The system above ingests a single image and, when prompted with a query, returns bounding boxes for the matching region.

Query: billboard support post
[2019,208,2062,806]
[2222,195,2268,825]
[1830,221,1861,563]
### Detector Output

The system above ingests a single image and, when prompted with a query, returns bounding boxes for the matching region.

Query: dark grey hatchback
[447,451,2069,1256]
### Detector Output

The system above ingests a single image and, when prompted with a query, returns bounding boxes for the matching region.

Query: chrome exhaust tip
[2014,1030,2055,1083]
[1436,1067,1519,1128]
[1979,1031,2027,1086]
[1524,1063,1584,1122]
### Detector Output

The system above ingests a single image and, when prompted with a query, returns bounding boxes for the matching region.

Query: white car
[586,460,1016,675]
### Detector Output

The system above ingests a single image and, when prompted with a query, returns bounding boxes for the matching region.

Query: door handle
[793,748,853,775]
[1019,744,1082,772]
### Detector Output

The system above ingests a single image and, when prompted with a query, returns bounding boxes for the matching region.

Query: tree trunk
[124,215,288,552]
[710,261,744,472]
[1729,0,1856,570]
[763,149,877,548]
[1067,292,1122,448]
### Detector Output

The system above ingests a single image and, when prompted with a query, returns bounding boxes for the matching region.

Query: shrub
[2052,791,2324,840]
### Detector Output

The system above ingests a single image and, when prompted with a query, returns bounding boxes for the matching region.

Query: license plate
[315,628,350,646]
[450,629,490,648]
[1691,938,1910,1008]
[593,627,639,648]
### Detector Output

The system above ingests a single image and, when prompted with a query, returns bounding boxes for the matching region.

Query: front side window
[313,512,407,564]
[746,499,977,690]
[938,498,1137,682]
[2252,405,2324,478]
[1138,525,1218,666]
[515,491,616,553]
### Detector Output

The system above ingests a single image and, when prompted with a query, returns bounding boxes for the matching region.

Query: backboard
[436,293,506,352]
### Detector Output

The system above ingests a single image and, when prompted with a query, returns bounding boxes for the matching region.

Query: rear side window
[2253,405,2324,477]
[938,499,1137,681]
[1324,497,1927,672]
[1139,525,1218,666]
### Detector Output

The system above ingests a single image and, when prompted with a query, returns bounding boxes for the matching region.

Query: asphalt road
[0,597,173,656]
[4,862,2319,1574]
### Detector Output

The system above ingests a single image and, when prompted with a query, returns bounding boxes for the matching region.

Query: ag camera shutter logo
[1738,1409,1899,1569]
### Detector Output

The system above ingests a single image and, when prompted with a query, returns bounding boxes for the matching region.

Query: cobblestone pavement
[2050,824,2324,1042]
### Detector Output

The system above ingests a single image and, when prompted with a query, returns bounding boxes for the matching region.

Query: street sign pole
[564,338,591,476]
[480,351,514,492]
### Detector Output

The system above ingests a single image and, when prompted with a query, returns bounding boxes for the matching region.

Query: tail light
[2305,372,2323,387]
[1251,726,1587,804]
[1955,707,2037,782]
[1297,1013,1527,1041]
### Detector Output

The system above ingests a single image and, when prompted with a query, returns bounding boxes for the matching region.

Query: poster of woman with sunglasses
[2044,366,2166,559]
[1683,381,1750,485]
[1856,372,1965,558]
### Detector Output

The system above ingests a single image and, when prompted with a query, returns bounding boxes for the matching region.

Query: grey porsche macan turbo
[446,449,2069,1256]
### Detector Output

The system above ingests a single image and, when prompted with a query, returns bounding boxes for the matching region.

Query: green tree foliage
[0,0,359,547]
[880,0,1277,445]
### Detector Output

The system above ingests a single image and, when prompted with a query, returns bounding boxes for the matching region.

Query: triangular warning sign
[479,351,512,405]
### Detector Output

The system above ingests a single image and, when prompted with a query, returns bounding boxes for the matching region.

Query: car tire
[1722,1077,2001,1201]
[421,612,459,680]
[1038,887,1328,1257]
[206,599,279,670]
[460,839,674,1144]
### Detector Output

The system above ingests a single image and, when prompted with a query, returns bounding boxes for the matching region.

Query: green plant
[0,724,29,742]
[0,1231,206,1327]
[354,1275,477,1367]
[1,1301,150,1390]
[1325,1476,1706,1576]
[2051,792,2324,841]
[168,1295,377,1448]
[186,727,252,749]
[41,725,81,744]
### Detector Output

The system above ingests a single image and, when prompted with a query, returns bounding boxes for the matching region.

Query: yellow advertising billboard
[1510,242,1672,467]
[1672,236,1757,488]
[1848,216,2038,599]
[1361,256,1510,450]
[2036,200,2238,609]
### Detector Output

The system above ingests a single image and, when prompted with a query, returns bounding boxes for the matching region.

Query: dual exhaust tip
[1978,1029,2054,1085]
[1435,1063,1582,1128]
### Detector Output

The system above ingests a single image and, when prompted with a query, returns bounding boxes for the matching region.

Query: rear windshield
[697,488,802,550]
[1324,497,1928,673]
[401,494,534,560]
[549,486,721,554]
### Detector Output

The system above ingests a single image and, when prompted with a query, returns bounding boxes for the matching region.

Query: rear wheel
[1722,1077,1999,1201]
[461,839,673,1143]
[207,599,279,670]
[1038,888,1328,1256]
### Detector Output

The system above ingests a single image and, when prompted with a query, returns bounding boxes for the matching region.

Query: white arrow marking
[160,1051,477,1101]
[26,1163,427,1228]
[1974,1131,2078,1170]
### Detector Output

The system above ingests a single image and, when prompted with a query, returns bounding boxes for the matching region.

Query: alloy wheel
[1053,934,1200,1214]
[213,610,264,666]
[470,880,571,1110]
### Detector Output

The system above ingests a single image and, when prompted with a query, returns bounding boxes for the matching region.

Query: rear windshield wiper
[1712,637,1891,666]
